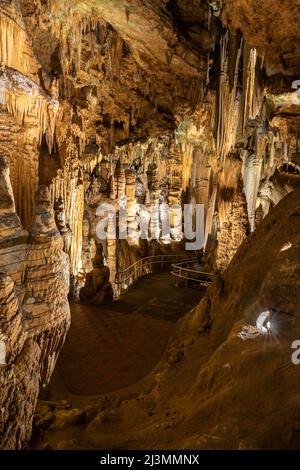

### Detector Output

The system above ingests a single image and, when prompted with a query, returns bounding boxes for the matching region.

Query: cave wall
[1,0,296,279]
[0,0,297,279]
[0,0,300,449]
[0,156,70,449]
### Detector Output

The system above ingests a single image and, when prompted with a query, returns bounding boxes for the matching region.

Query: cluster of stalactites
[46,0,123,84]
[0,68,59,153]
[212,31,267,240]
[50,165,84,276]
[215,31,265,162]
[0,7,39,80]
[216,31,243,162]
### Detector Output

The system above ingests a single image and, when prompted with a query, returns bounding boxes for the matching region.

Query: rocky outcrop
[216,183,250,270]
[0,272,40,450]
[219,0,300,75]
[79,244,113,304]
[0,156,70,449]
[24,185,71,386]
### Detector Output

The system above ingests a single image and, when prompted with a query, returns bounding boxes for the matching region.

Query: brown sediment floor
[47,273,203,402]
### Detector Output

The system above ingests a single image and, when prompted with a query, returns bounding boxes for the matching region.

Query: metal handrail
[171,259,214,287]
[115,254,193,297]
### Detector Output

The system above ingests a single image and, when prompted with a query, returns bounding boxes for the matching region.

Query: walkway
[48,272,204,398]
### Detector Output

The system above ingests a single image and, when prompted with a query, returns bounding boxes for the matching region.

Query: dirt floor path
[47,273,203,399]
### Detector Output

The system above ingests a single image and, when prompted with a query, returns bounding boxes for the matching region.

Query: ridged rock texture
[0,0,296,281]
[0,156,70,449]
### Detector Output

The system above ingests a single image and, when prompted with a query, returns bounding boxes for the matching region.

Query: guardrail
[171,258,214,288]
[115,254,214,297]
[114,254,193,297]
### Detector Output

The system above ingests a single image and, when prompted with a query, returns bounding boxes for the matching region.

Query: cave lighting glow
[256,311,271,333]
[280,241,292,252]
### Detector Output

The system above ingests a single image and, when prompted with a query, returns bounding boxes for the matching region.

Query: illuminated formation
[0,0,299,451]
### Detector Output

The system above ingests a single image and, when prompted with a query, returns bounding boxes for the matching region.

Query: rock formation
[0,0,300,451]
[0,156,70,449]
[30,188,300,450]
[79,244,113,304]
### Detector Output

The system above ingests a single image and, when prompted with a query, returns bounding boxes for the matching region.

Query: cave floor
[46,272,203,403]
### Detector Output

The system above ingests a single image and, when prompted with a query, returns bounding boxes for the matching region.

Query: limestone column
[25,185,71,385]
[126,167,138,244]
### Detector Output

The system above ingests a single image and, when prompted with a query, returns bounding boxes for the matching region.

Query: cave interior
[0,0,300,452]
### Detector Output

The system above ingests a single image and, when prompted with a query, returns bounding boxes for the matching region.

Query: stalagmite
[50,168,84,277]
[115,158,126,199]
[168,143,183,241]
[106,219,117,288]
[54,196,72,254]
[147,160,160,240]
[79,243,113,304]
[126,167,138,244]
[0,158,70,448]
[25,186,71,385]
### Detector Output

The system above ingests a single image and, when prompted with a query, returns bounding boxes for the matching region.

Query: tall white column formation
[147,160,160,240]
[126,167,138,244]
[242,152,263,232]
[50,168,84,277]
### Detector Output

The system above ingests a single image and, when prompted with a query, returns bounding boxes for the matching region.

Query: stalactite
[0,69,59,153]
[115,158,126,198]
[0,66,60,228]
[0,12,38,79]
[242,46,259,132]
[50,167,84,276]
[216,32,243,162]
[126,167,138,244]
[181,143,194,192]
[204,180,217,249]
[107,221,117,287]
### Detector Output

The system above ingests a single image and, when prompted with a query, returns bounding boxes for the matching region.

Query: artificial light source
[280,242,292,252]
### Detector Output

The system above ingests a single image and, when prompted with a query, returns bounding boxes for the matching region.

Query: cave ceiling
[2,0,300,452]
[17,0,300,155]
[219,0,300,76]
[19,0,214,151]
